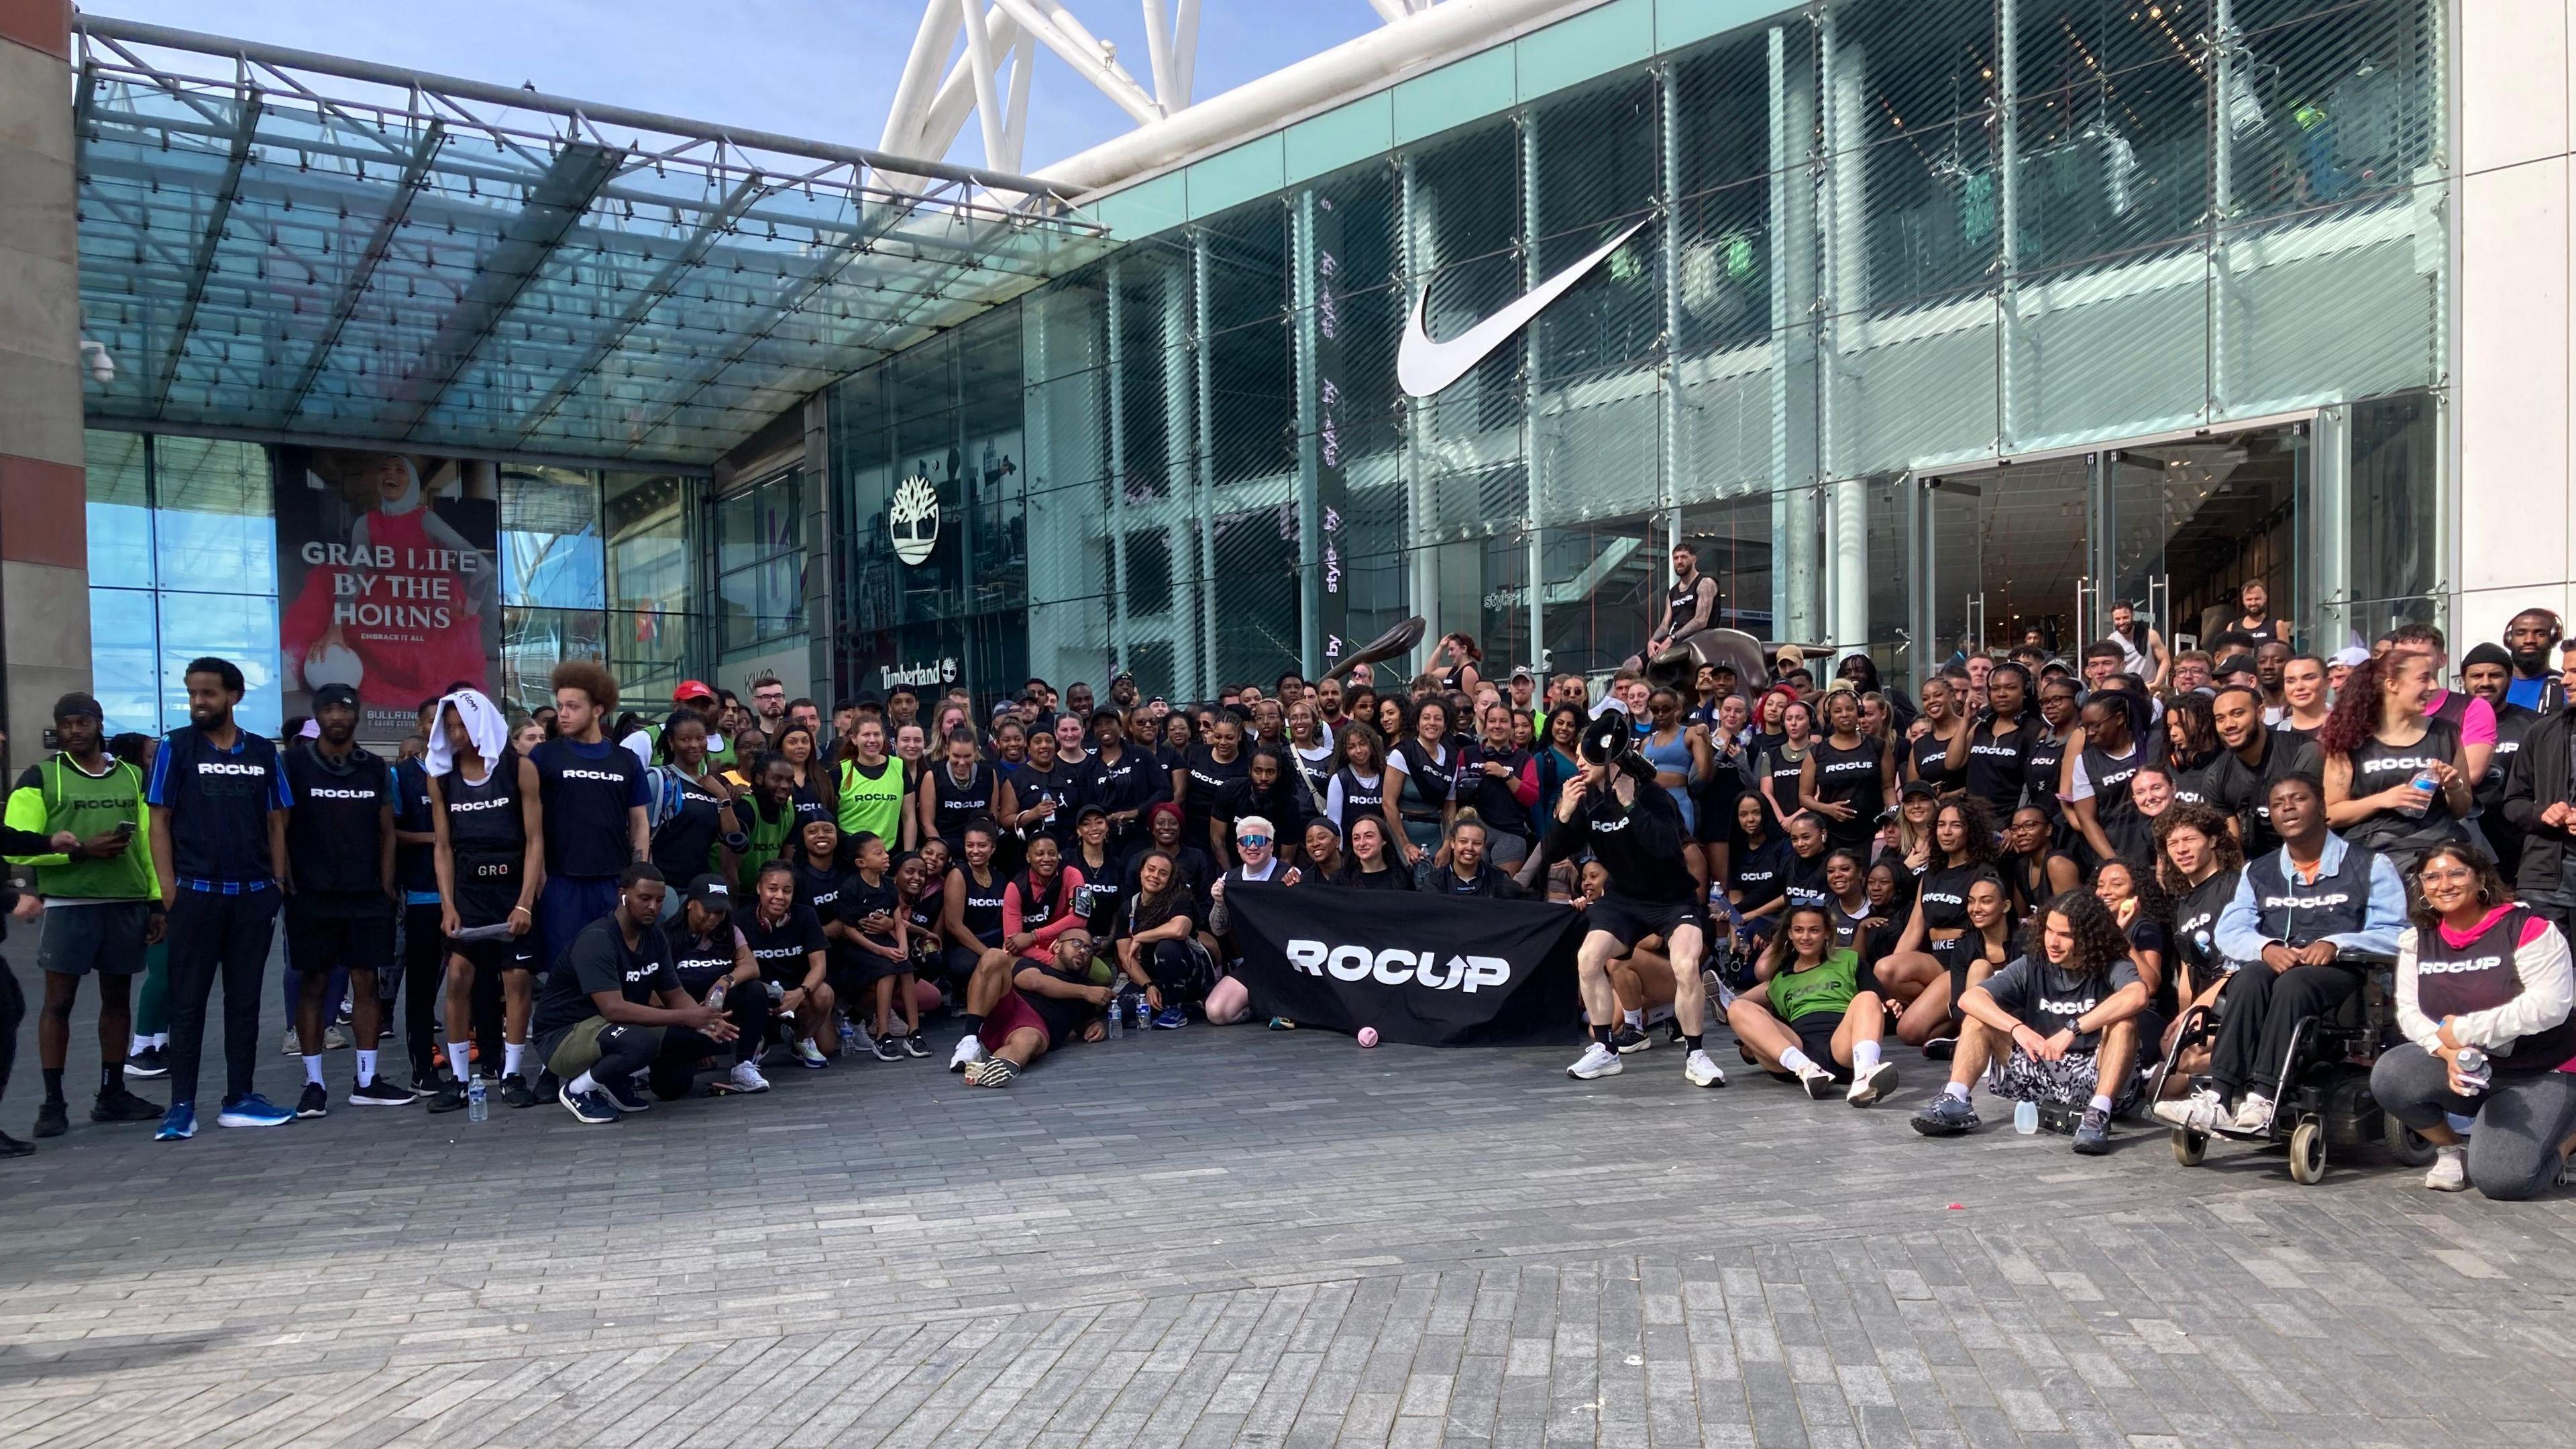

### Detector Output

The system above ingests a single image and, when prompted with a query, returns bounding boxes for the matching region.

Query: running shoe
[949,1034,987,1073]
[1267,1016,1297,1030]
[498,1073,539,1109]
[795,1038,831,1069]
[323,1025,350,1051]
[2153,1087,2223,1132]
[603,1076,653,1112]
[425,1081,469,1114]
[1684,1050,1727,1088]
[870,1034,902,1063]
[712,1060,771,1095]
[2229,1092,2277,1134]
[0,1127,31,1157]
[124,1046,168,1079]
[279,1026,301,1056]
[409,1072,442,1101]
[1796,1065,1837,1100]
[2424,1145,2469,1192]
[1609,1024,1651,1054]
[1921,1036,1957,1062]
[154,1102,197,1141]
[2071,1107,2114,1155]
[1845,1061,1898,1108]
[1565,1042,1623,1080]
[1909,1093,1980,1136]
[32,1101,68,1138]
[965,1056,1018,1087]
[559,1082,621,1124]
[1151,1008,1187,1031]
[904,1032,932,1057]
[92,1086,164,1123]
[216,1093,294,1128]
[348,1078,413,1108]
[295,1082,331,1119]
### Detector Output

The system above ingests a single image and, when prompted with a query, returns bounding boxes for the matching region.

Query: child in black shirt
[838,831,920,1060]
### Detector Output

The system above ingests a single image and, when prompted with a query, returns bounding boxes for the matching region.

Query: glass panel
[1530,74,1662,382]
[2210,178,2444,419]
[158,591,283,739]
[1835,0,2004,314]
[2339,392,2440,637]
[90,586,161,736]
[2114,427,2304,650]
[1211,500,1301,686]
[1677,492,1780,637]
[500,465,604,608]
[500,606,606,717]
[150,436,276,596]
[2221,0,2440,227]
[85,430,154,587]
[2011,3,2213,274]
[1540,520,1659,677]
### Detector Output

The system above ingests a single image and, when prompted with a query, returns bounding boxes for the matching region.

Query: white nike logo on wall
[1395,218,1649,398]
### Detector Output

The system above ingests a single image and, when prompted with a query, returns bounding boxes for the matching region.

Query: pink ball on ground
[1357,1027,1380,1048]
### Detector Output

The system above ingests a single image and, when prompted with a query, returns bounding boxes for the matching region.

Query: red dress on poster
[283,481,491,706]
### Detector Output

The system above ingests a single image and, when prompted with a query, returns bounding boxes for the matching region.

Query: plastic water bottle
[2407,766,2438,817]
[2013,1099,2039,1135]
[2457,1047,2491,1094]
[1105,996,1124,1040]
[1134,994,1154,1032]
[466,1076,488,1123]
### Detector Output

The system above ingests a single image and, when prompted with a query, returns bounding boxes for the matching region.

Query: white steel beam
[957,0,1013,170]
[1140,0,1181,112]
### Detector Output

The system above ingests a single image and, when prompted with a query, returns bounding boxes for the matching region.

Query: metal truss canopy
[72,16,1113,467]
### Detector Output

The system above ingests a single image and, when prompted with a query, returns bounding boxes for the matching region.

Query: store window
[499,465,605,714]
[712,466,808,656]
[605,472,696,702]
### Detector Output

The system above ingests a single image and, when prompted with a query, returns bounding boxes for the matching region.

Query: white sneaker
[2154,1088,2222,1132]
[2423,1144,2469,1192]
[793,1038,827,1069]
[279,1026,301,1056]
[1796,1065,1836,1099]
[1846,1060,1898,1107]
[1683,1049,1726,1088]
[949,1034,988,1073]
[730,1060,771,1094]
[1566,1042,1623,1080]
[2231,1093,2277,1133]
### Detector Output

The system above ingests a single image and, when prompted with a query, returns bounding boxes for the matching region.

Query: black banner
[1224,881,1585,1046]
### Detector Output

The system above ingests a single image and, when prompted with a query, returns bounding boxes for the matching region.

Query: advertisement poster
[276,447,502,744]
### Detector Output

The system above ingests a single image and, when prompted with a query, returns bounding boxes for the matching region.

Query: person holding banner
[1554,714,1725,1087]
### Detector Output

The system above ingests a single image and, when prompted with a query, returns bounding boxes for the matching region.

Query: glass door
[2104,427,2303,654]
[1917,476,1985,679]
[1912,457,2095,684]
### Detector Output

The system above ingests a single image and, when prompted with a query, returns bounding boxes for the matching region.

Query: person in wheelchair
[2157,774,2406,1136]
[1908,888,2151,1153]
[2371,843,2576,1197]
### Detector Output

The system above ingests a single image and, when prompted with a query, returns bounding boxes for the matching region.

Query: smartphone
[114,820,137,839]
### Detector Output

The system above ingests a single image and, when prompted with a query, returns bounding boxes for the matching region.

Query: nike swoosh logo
[1397,218,1649,398]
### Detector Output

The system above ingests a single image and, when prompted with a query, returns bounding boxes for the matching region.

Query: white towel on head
[424,688,508,776]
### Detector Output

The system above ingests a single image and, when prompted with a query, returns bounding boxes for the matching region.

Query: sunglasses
[1237,835,1271,847]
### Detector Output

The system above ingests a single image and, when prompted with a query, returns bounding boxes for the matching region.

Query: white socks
[1944,1081,1972,1103]
[1779,1047,1817,1075]
[1853,1038,1882,1074]
[302,1054,325,1086]
[446,1041,472,1081]
[355,1049,378,1084]
[503,1042,526,1080]
[1623,1009,1645,1028]
[2089,1093,2113,1114]
[568,1071,598,1097]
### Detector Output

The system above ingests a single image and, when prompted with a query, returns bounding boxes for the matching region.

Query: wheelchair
[2148,951,2437,1185]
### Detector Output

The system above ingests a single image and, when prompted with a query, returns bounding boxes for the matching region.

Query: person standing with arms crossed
[529,663,650,971]
[5,692,166,1142]
[146,657,294,1140]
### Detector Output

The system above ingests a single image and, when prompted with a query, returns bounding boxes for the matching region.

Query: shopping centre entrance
[1912,421,2306,676]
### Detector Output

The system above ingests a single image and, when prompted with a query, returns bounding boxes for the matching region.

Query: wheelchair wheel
[2383,1114,2438,1168]
[2288,1118,2328,1185]
[2172,1128,2208,1167]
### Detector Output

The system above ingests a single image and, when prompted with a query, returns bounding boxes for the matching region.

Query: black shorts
[448,924,535,973]
[1585,893,1707,953]
[1764,1012,1854,1082]
[284,896,394,977]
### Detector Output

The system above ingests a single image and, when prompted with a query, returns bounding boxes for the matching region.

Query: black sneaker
[91,1087,163,1123]
[33,1101,68,1138]
[409,1072,443,1101]
[123,1046,169,1079]
[602,1075,653,1113]
[2071,1107,2114,1155]
[1922,1036,1957,1062]
[424,1081,469,1114]
[1909,1093,1981,1137]
[295,1082,331,1119]
[0,1128,32,1158]
[902,1033,929,1059]
[1609,1024,1651,1054]
[871,1035,902,1062]
[348,1077,413,1108]
[500,1073,539,1109]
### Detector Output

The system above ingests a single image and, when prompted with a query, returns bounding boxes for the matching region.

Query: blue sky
[90,0,1381,173]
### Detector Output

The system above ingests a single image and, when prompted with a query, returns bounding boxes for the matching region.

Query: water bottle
[2457,1047,2490,1094]
[2407,766,2438,818]
[466,1075,488,1123]
[2013,1099,2039,1135]
[1134,994,1154,1032]
[1105,995,1124,1040]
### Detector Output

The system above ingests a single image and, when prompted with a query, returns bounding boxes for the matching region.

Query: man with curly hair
[1910,889,2153,1155]
[531,662,651,981]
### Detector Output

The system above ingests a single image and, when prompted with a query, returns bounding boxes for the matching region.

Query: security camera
[79,339,114,386]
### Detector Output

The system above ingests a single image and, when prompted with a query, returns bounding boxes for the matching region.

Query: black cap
[51,691,103,722]
[685,873,733,913]
[1073,802,1109,824]
[312,682,361,710]
[2462,641,2514,672]
[1900,778,1940,800]
[2214,653,2259,678]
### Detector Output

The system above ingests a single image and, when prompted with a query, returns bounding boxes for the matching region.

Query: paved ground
[5,955,2576,1449]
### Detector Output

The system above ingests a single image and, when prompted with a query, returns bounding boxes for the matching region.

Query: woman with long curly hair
[2320,651,2474,875]
[1909,888,2151,1155]
[1876,794,2002,1038]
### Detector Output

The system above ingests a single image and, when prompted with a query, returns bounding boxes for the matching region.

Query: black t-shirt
[1082,746,1164,823]
[1962,719,2034,813]
[649,771,729,885]
[1729,837,1790,913]
[740,904,828,985]
[1334,862,1414,891]
[1979,954,2143,1052]
[1010,759,1083,845]
[836,868,902,951]
[149,724,289,885]
[1123,841,1218,916]
[1013,959,1100,1045]
[789,858,849,931]
[2171,867,2241,988]
[532,915,678,1039]
[1550,776,1697,903]
[669,924,741,994]
[392,757,438,894]
[282,741,394,900]
[1070,847,1128,936]
[1122,890,1195,942]
[1181,746,1249,849]
[928,761,999,847]
[531,737,649,879]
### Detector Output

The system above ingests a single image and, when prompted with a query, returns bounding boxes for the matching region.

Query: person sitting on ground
[2000,804,2082,918]
[2157,773,2405,1136]
[938,819,1009,1020]
[663,873,770,1096]
[1725,902,1899,1105]
[960,927,1112,1088]
[1334,814,1412,892]
[1910,888,2151,1154]
[1114,850,1208,1030]
[1892,870,2016,1053]
[838,830,919,1061]
[1570,859,1675,1052]
[1820,849,1891,967]
[1205,815,1299,1026]
[739,859,838,1073]
[2371,842,2576,1198]
[2153,802,2245,1095]
[955,835,1093,1062]
[1415,810,1522,897]
[529,864,741,1123]
[1878,794,2001,1043]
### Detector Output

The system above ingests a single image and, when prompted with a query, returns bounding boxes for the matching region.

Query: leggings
[2371,1042,2576,1200]
[398,902,445,1081]
[133,940,170,1038]
[1137,937,1212,1004]
[2207,961,2361,1099]
[0,961,22,1108]
[164,888,281,1108]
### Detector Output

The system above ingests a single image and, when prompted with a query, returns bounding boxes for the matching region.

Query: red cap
[673,679,716,703]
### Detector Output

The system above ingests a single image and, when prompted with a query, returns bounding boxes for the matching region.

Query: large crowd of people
[3,566,2574,1201]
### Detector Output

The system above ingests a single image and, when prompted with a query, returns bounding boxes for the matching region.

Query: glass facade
[826,0,2451,698]
[710,466,812,661]
[85,427,708,736]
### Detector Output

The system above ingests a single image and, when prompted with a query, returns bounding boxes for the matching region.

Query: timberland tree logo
[890,475,939,565]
